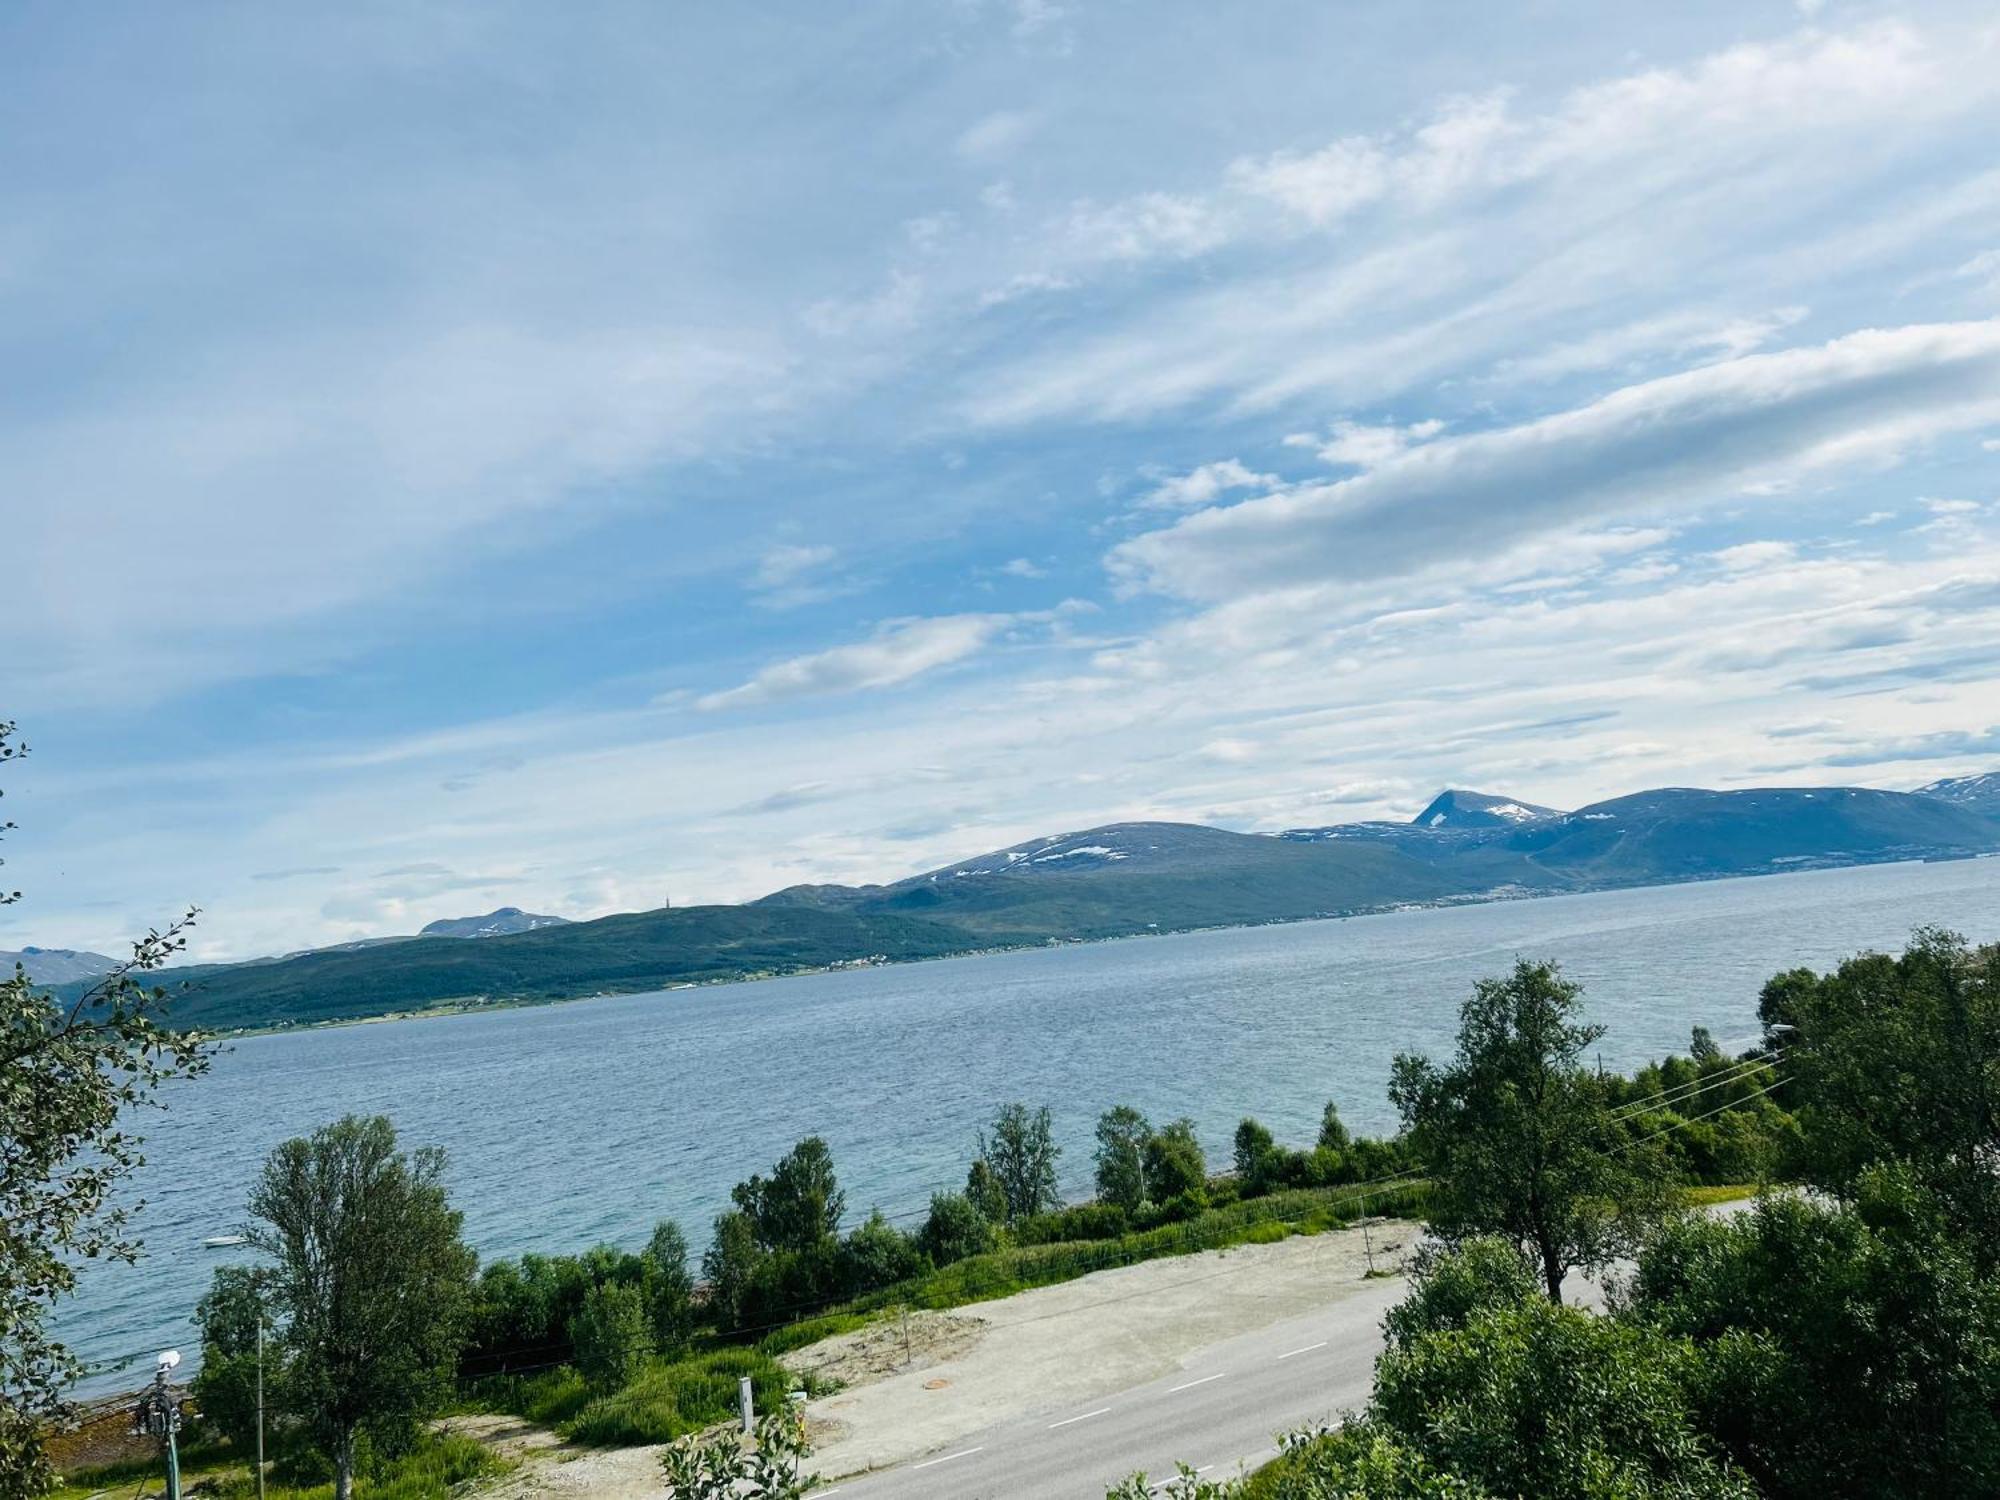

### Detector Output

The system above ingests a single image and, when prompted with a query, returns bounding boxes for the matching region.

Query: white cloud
[1139,458,1276,511]
[1110,320,2000,602]
[957,110,1038,159]
[1713,541,1798,572]
[1308,418,1446,470]
[1000,557,1049,578]
[698,614,1010,710]
[754,543,837,590]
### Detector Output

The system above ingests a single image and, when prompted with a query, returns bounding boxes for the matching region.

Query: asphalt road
[814,1273,1407,1500]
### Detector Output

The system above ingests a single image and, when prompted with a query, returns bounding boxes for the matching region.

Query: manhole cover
[923,1378,950,1390]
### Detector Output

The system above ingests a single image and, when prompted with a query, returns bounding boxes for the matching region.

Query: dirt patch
[780,1308,985,1389]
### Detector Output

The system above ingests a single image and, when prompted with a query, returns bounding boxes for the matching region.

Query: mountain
[61,777,2000,1033]
[419,907,571,939]
[2,945,120,984]
[1411,788,1564,829]
[1917,771,2000,816]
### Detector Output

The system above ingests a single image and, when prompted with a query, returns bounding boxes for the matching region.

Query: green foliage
[659,1409,810,1499]
[701,1209,763,1331]
[974,1102,1062,1224]
[461,1244,647,1377]
[0,725,213,1498]
[1316,1100,1351,1152]
[1143,1118,1208,1209]
[1010,1202,1129,1246]
[642,1220,696,1357]
[732,1136,843,1254]
[1106,1461,1230,1498]
[918,1191,993,1266]
[1233,1117,1277,1187]
[964,1157,1010,1223]
[190,1266,276,1454]
[249,1115,476,1500]
[1765,927,2000,1259]
[1368,1292,1755,1499]
[837,1211,924,1295]
[1380,1237,1538,1351]
[1623,1175,2000,1498]
[1094,1104,1152,1214]
[571,1280,649,1390]
[567,1348,789,1447]
[1237,1425,1486,1499]
[1391,959,1672,1299]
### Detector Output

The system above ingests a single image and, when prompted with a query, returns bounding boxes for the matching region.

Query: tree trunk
[1541,1243,1565,1304]
[333,1428,355,1500]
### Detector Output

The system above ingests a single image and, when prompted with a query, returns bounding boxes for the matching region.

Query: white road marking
[911,1446,984,1470]
[1276,1340,1329,1361]
[1167,1372,1225,1394]
[1047,1407,1111,1429]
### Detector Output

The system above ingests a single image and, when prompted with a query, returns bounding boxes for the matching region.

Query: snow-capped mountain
[1410,789,1565,829]
[419,907,572,939]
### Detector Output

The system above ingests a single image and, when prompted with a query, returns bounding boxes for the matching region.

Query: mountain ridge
[34,773,2000,1032]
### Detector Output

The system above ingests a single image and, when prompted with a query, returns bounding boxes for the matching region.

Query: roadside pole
[134,1354,186,1500]
[899,1304,912,1366]
[1362,1218,1376,1277]
[254,1312,266,1500]
[739,1375,754,1434]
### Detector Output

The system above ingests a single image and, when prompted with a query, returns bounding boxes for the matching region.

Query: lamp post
[132,1351,185,1500]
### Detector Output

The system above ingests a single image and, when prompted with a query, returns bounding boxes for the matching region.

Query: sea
[60,855,2000,1396]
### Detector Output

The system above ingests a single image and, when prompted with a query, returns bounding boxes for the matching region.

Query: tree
[733,1137,844,1254]
[1624,1171,2000,1498]
[1142,1118,1207,1210]
[1688,1025,1722,1064]
[919,1192,992,1266]
[643,1221,695,1357]
[1232,1117,1276,1190]
[1317,1100,1352,1152]
[1390,960,1671,1300]
[191,1266,273,1455]
[964,1157,1009,1224]
[837,1211,923,1294]
[1094,1106,1152,1214]
[571,1280,648,1390]
[701,1209,763,1331]
[973,1103,1061,1224]
[1764,928,2000,1261]
[248,1115,475,1500]
[0,723,211,1497]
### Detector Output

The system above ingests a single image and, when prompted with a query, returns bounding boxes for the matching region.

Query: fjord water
[68,857,2000,1393]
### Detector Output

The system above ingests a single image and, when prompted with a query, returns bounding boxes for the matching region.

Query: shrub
[1143,1119,1207,1205]
[919,1191,993,1266]
[571,1280,649,1390]
[838,1211,925,1295]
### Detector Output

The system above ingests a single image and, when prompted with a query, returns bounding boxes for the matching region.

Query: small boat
[202,1234,247,1248]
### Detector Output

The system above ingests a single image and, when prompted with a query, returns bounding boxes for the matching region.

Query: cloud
[698,613,1010,710]
[957,110,1038,159]
[1139,458,1276,510]
[1296,419,1446,470]
[754,543,837,590]
[1712,541,1798,572]
[1000,557,1049,578]
[1110,320,2000,602]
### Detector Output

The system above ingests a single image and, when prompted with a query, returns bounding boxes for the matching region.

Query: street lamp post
[133,1351,185,1500]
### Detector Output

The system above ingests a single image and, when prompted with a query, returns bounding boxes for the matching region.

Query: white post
[739,1375,754,1434]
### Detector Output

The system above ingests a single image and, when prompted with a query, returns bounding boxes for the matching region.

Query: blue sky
[5,0,2000,960]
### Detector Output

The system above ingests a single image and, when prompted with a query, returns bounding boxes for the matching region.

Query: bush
[1012,1202,1129,1246]
[571,1280,650,1390]
[565,1349,792,1447]
[643,1221,696,1357]
[1143,1119,1207,1206]
[838,1212,925,1295]
[918,1191,993,1267]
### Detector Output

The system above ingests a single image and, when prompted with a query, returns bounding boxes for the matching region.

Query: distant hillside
[420,907,571,939]
[2,945,119,985]
[1412,788,1564,829]
[97,906,974,1032]
[48,775,2000,1032]
[1918,771,2000,816]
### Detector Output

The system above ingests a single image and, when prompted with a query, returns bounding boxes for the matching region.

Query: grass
[53,1433,502,1500]
[559,1348,799,1447]
[1683,1182,1760,1207]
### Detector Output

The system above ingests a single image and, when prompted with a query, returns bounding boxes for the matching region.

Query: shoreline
[191,850,1988,1042]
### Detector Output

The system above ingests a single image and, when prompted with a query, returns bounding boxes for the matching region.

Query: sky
[4,0,2000,961]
